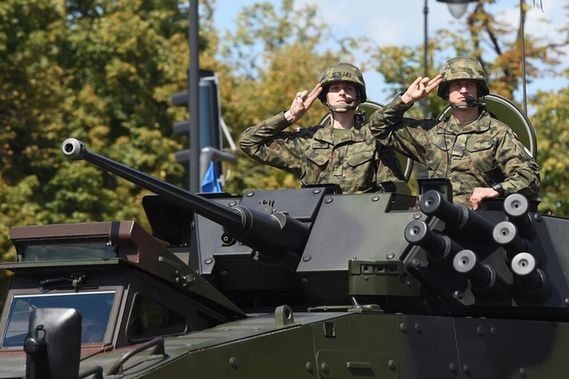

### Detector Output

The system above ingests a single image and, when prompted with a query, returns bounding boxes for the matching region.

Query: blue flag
[201,161,221,192]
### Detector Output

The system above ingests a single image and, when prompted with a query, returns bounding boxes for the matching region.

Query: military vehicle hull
[2,139,569,378]
[4,310,569,378]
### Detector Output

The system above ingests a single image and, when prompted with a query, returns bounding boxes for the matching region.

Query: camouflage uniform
[240,112,405,193]
[369,57,540,205]
[240,63,405,194]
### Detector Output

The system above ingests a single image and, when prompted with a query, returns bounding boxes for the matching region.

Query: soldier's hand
[469,187,500,210]
[284,83,322,123]
[401,74,442,105]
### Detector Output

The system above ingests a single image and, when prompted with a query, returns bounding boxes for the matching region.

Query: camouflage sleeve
[376,145,406,182]
[367,96,432,165]
[494,128,541,198]
[239,112,306,177]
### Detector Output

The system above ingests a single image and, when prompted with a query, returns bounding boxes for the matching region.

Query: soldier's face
[326,82,357,107]
[448,80,478,105]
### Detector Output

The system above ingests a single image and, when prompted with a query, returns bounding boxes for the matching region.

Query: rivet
[490,327,498,336]
[246,191,254,197]
[476,326,484,336]
[414,323,422,333]
[305,362,314,373]
[564,298,569,306]
[388,360,396,370]
[520,367,527,378]
[371,194,380,202]
[229,357,238,369]
[324,197,333,204]
[387,253,395,259]
[412,259,421,268]
[313,189,321,194]
[453,291,464,300]
[228,200,237,207]
[463,364,471,374]
[204,258,214,265]
[449,362,456,372]
[533,213,542,222]
[413,213,422,220]
[320,362,329,374]
[399,322,407,333]
[302,255,312,262]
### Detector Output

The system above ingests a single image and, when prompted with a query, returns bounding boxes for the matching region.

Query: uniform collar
[314,119,367,144]
[438,110,491,135]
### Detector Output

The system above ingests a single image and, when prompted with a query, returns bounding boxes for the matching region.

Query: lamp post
[189,0,199,193]
[423,0,479,78]
[438,0,479,19]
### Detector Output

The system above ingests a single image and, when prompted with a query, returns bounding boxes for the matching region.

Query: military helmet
[437,57,490,100]
[318,63,367,104]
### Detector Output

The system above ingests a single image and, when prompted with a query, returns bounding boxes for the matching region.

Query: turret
[61,138,309,266]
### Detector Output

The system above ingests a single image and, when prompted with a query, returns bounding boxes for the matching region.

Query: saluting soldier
[369,56,540,209]
[240,63,405,193]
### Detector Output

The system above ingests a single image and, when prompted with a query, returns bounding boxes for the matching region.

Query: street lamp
[423,0,480,77]
[438,0,479,19]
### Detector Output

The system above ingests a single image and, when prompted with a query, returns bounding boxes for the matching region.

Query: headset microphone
[465,95,478,108]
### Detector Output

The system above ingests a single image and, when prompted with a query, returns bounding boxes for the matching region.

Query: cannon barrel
[61,138,310,260]
[511,252,550,301]
[405,220,463,263]
[453,249,510,299]
[419,190,497,245]
[504,194,536,240]
[493,221,528,260]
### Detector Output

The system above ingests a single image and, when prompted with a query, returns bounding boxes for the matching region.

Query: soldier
[369,56,540,209]
[239,63,405,193]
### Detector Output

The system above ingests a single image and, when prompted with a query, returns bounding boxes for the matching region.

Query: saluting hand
[284,83,323,123]
[401,74,442,105]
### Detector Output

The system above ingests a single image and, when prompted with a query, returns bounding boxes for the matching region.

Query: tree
[531,71,569,215]
[0,0,214,301]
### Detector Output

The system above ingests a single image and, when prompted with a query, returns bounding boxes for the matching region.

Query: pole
[423,0,429,78]
[520,0,528,114]
[189,0,200,193]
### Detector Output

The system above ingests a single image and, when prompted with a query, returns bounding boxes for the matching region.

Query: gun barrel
[62,138,242,227]
[510,252,549,297]
[61,138,310,258]
[453,249,491,287]
[420,190,496,242]
[405,220,462,262]
[504,194,536,240]
[493,221,528,260]
[454,249,511,299]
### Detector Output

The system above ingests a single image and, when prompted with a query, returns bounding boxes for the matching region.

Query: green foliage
[0,0,196,261]
[532,81,569,216]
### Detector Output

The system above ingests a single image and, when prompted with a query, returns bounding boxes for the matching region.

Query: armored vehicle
[1,103,568,378]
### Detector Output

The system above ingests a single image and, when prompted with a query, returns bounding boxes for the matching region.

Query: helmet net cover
[318,63,367,104]
[437,57,490,100]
